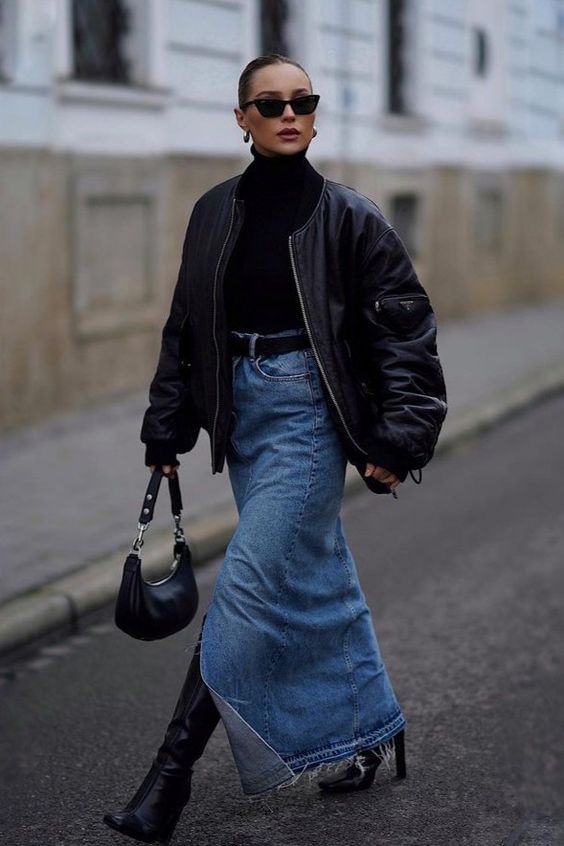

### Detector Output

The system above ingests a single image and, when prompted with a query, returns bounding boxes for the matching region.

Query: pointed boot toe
[103,810,155,842]
[103,810,157,843]
[102,764,192,844]
[103,803,186,845]
[318,759,377,793]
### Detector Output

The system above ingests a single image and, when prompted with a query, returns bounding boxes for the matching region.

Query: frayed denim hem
[281,710,406,771]
[243,713,406,798]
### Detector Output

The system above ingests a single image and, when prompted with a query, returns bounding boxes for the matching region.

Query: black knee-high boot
[103,616,220,844]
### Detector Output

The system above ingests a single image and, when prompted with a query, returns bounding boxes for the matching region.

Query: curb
[2,358,564,660]
[0,505,237,660]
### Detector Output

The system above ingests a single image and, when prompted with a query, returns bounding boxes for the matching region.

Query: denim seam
[228,356,249,466]
[334,528,361,738]
[262,362,320,743]
[229,357,254,477]
[242,453,254,502]
[228,410,251,466]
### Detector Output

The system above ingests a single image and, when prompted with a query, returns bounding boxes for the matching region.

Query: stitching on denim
[262,364,320,742]
[280,711,406,770]
[264,354,320,739]
[257,720,406,794]
[227,442,254,507]
[228,436,248,465]
[280,710,405,760]
[334,525,361,738]
[253,349,310,382]
[228,358,254,471]
[238,363,255,500]
[228,415,252,467]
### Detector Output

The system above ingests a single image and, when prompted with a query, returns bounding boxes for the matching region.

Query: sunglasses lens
[292,95,319,114]
[256,100,284,117]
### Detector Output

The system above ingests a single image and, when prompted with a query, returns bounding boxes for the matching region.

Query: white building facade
[1,0,564,429]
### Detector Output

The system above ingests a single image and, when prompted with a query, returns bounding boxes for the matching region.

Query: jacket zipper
[288,234,367,458]
[211,197,236,470]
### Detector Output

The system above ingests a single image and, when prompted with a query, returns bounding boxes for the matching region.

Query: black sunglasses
[240,93,320,118]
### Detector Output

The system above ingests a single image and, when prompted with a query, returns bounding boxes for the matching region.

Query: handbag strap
[132,468,184,553]
[138,468,183,525]
[168,472,183,518]
[138,468,164,525]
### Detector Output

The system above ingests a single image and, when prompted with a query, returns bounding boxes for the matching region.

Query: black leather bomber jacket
[140,161,448,495]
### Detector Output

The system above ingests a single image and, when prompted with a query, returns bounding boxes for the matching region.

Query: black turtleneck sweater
[224,142,322,333]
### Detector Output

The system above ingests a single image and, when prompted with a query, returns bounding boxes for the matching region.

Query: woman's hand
[364,462,401,491]
[149,464,179,478]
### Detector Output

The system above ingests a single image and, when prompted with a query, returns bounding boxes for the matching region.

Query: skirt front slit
[199,327,406,796]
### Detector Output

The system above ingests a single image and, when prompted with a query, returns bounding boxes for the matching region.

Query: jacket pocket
[374,292,430,333]
[343,338,377,401]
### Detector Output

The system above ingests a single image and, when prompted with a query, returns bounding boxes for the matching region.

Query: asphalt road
[1,392,563,846]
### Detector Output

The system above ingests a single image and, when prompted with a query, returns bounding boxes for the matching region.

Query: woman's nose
[282,102,296,117]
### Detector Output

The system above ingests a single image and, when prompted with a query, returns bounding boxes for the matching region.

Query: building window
[390,193,420,259]
[72,0,131,84]
[0,0,16,82]
[260,0,290,55]
[71,165,161,339]
[472,26,489,77]
[386,0,415,115]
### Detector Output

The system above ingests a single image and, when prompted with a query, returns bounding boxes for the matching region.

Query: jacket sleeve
[357,226,448,475]
[140,221,197,466]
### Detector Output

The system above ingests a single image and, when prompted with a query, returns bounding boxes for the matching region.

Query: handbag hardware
[114,467,199,641]
[131,470,185,557]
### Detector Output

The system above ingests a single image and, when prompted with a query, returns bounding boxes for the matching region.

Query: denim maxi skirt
[199,327,406,797]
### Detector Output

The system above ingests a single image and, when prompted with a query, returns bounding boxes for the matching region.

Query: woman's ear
[233,107,246,132]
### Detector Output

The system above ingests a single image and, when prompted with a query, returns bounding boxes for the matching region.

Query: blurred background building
[1,0,564,432]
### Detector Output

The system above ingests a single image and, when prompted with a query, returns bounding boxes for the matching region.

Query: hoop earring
[312,126,317,138]
[243,130,250,143]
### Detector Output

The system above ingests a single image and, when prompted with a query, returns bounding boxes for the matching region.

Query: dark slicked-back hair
[237,53,313,108]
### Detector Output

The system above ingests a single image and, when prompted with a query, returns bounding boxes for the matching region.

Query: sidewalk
[2,297,564,655]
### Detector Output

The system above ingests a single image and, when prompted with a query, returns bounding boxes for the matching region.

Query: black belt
[228,333,311,356]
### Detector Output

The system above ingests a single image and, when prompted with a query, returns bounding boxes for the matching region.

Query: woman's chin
[263,138,309,156]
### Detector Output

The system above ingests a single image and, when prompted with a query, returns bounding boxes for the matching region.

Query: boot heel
[394,728,406,779]
[318,728,406,793]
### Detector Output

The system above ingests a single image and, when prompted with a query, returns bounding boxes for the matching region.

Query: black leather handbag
[114,468,198,641]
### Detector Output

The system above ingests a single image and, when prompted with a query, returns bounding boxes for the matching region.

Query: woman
[104,53,447,844]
